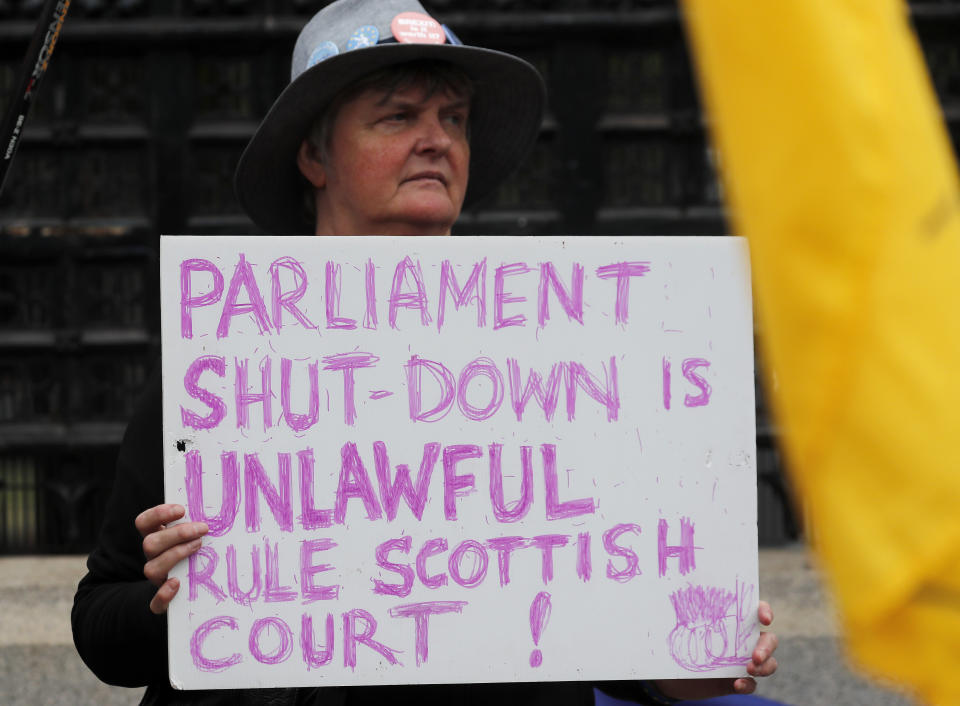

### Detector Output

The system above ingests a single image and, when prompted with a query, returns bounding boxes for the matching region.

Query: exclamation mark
[529,591,552,667]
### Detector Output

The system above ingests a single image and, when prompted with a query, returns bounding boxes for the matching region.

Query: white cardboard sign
[160,235,758,690]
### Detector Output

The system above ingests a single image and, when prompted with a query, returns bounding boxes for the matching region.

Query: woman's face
[304,81,471,236]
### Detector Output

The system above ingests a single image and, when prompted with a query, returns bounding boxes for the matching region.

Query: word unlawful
[179,255,653,338]
[185,441,601,534]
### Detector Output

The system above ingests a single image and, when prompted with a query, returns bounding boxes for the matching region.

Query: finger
[143,537,202,586]
[748,656,779,678]
[149,577,180,615]
[142,521,208,561]
[753,631,779,664]
[733,677,757,694]
[135,504,186,538]
[758,600,774,625]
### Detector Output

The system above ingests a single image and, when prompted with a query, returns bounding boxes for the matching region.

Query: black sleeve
[594,681,682,705]
[72,367,170,687]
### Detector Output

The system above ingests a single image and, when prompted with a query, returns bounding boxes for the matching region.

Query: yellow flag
[680,1,960,703]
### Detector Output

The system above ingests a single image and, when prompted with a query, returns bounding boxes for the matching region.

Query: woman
[72,1,777,703]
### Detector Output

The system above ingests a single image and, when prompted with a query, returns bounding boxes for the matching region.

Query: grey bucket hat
[234,0,546,235]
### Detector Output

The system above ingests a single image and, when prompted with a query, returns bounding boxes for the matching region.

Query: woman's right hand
[135,503,208,614]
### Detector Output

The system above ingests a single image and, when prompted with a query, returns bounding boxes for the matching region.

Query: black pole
[0,0,72,199]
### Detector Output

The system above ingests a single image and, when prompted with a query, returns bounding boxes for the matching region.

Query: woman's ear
[297,139,326,188]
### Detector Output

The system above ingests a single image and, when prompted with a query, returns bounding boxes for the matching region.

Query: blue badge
[307,41,339,68]
[442,25,463,46]
[346,25,380,51]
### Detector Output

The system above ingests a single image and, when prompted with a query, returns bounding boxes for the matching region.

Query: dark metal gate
[1,0,958,552]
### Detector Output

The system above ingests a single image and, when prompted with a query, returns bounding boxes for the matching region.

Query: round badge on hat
[390,11,446,45]
[345,25,380,51]
[307,41,339,68]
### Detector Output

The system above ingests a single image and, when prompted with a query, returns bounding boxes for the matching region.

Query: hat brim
[234,43,546,235]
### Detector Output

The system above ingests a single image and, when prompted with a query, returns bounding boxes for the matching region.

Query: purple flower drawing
[667,580,755,672]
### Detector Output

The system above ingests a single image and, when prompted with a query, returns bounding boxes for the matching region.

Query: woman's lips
[403,171,448,185]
